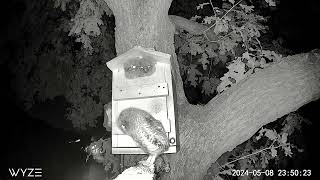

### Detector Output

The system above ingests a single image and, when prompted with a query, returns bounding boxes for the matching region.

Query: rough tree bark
[104,0,320,179]
[165,52,320,179]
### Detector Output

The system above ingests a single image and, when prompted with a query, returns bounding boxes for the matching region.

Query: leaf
[256,128,278,141]
[219,169,233,175]
[179,43,190,54]
[196,2,210,10]
[175,34,185,49]
[239,159,249,169]
[205,45,218,58]
[201,80,212,95]
[242,51,251,59]
[213,176,224,180]
[214,19,229,34]
[256,128,266,140]
[228,58,246,77]
[217,54,228,64]
[95,0,113,16]
[187,65,202,87]
[265,0,276,6]
[261,151,269,168]
[68,0,105,53]
[217,75,232,93]
[281,113,303,135]
[190,42,204,55]
[264,129,278,141]
[190,15,202,21]
[75,34,93,54]
[239,4,254,13]
[260,57,267,68]
[250,154,258,164]
[203,16,218,25]
[245,23,261,38]
[219,37,238,55]
[281,133,288,144]
[224,163,234,169]
[282,145,293,157]
[53,0,71,11]
[270,146,277,157]
[198,54,209,70]
[243,52,256,68]
[179,63,188,76]
[229,31,242,42]
[217,57,247,93]
[261,50,282,62]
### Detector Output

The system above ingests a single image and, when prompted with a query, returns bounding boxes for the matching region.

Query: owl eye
[152,139,162,147]
[145,134,151,140]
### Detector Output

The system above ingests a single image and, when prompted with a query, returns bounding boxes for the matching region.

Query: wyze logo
[8,168,42,178]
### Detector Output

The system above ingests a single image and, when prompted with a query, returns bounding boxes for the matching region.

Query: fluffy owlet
[117,107,169,163]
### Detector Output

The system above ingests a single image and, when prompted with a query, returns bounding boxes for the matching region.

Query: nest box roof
[106,46,171,71]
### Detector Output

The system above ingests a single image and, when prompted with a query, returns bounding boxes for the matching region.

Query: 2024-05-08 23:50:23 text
[231,169,311,177]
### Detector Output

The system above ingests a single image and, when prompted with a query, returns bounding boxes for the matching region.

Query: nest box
[106,46,177,154]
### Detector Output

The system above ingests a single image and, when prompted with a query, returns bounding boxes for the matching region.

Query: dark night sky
[1,0,320,180]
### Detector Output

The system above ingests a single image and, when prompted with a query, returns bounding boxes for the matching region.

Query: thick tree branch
[169,15,218,41]
[169,15,207,35]
[165,51,320,179]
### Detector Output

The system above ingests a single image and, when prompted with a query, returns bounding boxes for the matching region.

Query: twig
[209,0,215,11]
[209,0,218,17]
[216,161,232,180]
[222,143,287,167]
[204,0,243,34]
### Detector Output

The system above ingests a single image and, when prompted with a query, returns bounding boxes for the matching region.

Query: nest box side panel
[163,63,176,142]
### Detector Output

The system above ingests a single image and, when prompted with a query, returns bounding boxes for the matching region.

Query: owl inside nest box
[106,46,177,155]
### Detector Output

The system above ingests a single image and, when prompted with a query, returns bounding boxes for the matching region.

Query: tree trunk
[105,0,320,179]
[105,0,186,105]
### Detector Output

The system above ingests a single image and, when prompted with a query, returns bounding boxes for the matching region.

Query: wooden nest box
[106,46,177,154]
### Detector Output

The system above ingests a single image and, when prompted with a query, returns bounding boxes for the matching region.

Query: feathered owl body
[117,107,169,156]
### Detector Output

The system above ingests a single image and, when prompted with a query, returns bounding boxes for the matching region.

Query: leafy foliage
[174,0,283,99]
[59,0,112,55]
[54,0,72,11]
[10,0,115,130]
[173,3,306,178]
[205,112,310,180]
[85,138,120,178]
[217,50,282,93]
